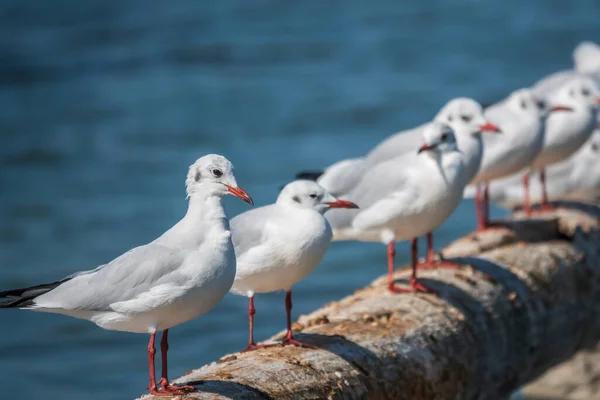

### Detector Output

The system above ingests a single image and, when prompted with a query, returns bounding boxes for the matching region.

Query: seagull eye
[212,169,223,178]
[447,115,453,122]
[308,193,317,199]
[440,133,448,141]
[537,100,546,110]
[460,115,472,123]
[582,88,591,96]
[520,100,527,109]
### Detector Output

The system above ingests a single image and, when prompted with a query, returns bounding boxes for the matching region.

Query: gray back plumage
[31,243,188,312]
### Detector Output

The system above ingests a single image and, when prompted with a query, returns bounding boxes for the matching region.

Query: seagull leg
[416,233,460,270]
[155,330,195,394]
[475,184,487,231]
[522,173,532,215]
[242,295,274,352]
[388,238,435,293]
[147,333,160,395]
[483,183,490,225]
[408,238,435,293]
[426,232,435,264]
[539,169,555,212]
[281,290,316,349]
[387,241,409,293]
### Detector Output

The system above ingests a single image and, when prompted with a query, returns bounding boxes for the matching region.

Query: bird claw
[387,280,436,294]
[281,337,318,349]
[387,283,413,293]
[410,278,436,294]
[242,342,277,352]
[151,379,195,396]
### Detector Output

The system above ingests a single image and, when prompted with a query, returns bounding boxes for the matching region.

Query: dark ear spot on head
[292,195,301,203]
[195,170,201,182]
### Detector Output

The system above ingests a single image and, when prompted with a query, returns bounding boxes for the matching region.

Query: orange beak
[325,199,359,209]
[479,121,501,133]
[549,105,574,113]
[225,185,254,205]
[418,143,437,154]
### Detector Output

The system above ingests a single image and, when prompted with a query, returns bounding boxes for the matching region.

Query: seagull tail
[0,280,66,308]
[295,170,324,181]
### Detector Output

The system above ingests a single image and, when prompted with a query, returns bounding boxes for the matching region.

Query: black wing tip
[0,280,67,309]
[0,297,35,308]
[295,170,324,181]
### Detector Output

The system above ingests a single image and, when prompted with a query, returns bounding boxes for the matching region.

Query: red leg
[539,169,555,212]
[388,238,435,294]
[522,174,532,216]
[408,238,435,293]
[416,233,460,270]
[280,290,316,349]
[426,232,435,264]
[154,330,195,395]
[483,183,490,225]
[386,241,397,291]
[242,295,273,352]
[475,184,487,231]
[147,333,158,394]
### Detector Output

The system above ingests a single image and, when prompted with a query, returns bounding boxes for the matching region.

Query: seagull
[229,180,357,351]
[482,130,600,209]
[467,88,572,230]
[529,76,600,211]
[532,41,600,100]
[0,154,253,397]
[326,122,468,294]
[304,98,499,198]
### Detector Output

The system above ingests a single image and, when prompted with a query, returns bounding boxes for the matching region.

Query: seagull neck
[159,194,228,246]
[185,194,227,222]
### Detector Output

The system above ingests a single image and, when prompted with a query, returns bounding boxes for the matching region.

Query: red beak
[418,143,437,154]
[597,97,600,104]
[549,105,574,113]
[225,185,254,205]
[325,199,359,209]
[479,121,501,133]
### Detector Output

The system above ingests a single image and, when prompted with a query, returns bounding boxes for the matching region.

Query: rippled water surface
[1,1,599,398]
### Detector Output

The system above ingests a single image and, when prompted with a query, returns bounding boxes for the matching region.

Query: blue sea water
[0,1,598,399]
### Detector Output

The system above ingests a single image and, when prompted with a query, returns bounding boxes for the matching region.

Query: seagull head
[186,154,253,205]
[278,180,358,214]
[573,41,600,74]
[435,97,501,137]
[418,122,459,155]
[549,77,600,113]
[507,88,546,118]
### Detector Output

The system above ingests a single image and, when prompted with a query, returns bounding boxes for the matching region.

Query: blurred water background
[0,1,599,399]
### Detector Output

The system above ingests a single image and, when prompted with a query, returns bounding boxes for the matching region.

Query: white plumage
[326,122,468,293]
[316,97,498,198]
[230,180,357,350]
[0,154,254,396]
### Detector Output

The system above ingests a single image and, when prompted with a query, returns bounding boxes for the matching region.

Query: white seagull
[300,97,500,198]
[529,76,600,211]
[0,154,253,397]
[230,180,357,351]
[468,88,571,230]
[483,130,600,209]
[532,41,600,99]
[326,122,468,294]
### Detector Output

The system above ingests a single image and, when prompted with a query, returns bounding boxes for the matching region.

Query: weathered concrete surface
[138,202,600,400]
